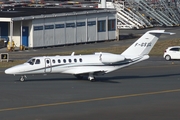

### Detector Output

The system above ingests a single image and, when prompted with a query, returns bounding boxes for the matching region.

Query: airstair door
[45,58,52,73]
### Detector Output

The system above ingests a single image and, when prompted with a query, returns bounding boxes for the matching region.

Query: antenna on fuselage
[71,52,75,56]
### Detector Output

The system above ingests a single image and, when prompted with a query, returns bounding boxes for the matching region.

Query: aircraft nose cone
[5,69,10,74]
[5,68,13,74]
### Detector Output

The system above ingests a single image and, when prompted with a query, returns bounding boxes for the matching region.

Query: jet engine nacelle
[95,52,125,64]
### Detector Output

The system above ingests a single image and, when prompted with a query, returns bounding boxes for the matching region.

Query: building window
[45,25,54,30]
[108,19,116,31]
[76,22,86,27]
[34,26,43,31]
[98,20,106,32]
[55,24,65,29]
[87,21,96,26]
[66,23,75,28]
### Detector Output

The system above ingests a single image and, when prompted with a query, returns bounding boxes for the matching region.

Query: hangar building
[0,7,117,48]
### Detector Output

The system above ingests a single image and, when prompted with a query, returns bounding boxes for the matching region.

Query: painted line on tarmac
[0,89,180,112]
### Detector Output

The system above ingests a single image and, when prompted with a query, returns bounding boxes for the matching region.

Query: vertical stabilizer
[121,30,174,56]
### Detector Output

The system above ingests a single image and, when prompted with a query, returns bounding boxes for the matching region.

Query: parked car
[163,46,180,60]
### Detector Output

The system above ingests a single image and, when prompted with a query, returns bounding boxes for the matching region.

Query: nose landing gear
[20,75,27,82]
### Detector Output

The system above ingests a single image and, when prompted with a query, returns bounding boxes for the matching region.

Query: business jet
[5,30,174,82]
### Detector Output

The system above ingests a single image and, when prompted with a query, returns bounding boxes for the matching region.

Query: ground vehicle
[163,46,180,60]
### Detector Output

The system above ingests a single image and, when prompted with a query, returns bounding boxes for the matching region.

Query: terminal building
[0,7,117,48]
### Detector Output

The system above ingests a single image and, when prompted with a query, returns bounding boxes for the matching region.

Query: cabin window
[52,59,55,63]
[79,58,82,62]
[35,59,40,64]
[27,58,35,65]
[47,60,50,64]
[74,59,77,62]
[63,59,66,63]
[58,59,61,63]
[69,59,72,63]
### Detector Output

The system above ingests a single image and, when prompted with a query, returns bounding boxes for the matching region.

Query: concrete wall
[10,20,32,47]
[76,15,87,43]
[30,11,116,48]
[32,19,44,47]
[12,21,20,47]
[0,9,116,48]
[54,17,66,45]
[87,14,96,42]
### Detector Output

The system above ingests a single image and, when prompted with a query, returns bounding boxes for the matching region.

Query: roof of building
[0,7,104,18]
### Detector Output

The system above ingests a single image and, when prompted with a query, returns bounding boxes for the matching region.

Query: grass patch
[151,38,180,56]
[0,60,26,68]
[1,38,180,68]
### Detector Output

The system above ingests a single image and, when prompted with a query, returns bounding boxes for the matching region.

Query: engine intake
[95,52,125,64]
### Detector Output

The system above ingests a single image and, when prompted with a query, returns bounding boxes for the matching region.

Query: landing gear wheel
[90,78,95,82]
[88,76,95,82]
[165,55,171,61]
[20,75,26,82]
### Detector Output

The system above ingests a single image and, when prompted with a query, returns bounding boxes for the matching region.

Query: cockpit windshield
[27,58,35,65]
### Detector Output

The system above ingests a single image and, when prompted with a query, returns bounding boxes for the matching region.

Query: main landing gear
[88,73,95,82]
[74,73,96,82]
[19,75,27,82]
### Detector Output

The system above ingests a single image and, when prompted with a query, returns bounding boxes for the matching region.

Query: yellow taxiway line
[0,89,180,112]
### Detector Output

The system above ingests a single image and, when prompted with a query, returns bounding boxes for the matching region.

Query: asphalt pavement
[0,60,180,120]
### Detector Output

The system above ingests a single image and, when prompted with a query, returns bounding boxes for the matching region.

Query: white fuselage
[5,53,149,76]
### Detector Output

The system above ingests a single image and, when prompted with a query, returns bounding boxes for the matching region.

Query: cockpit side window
[35,59,40,64]
[27,58,35,65]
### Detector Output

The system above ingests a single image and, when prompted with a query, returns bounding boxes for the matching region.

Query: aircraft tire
[20,76,25,82]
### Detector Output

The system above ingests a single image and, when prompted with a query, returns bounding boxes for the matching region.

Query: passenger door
[45,58,52,73]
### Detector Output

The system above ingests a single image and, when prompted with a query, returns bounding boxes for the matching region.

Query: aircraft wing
[62,66,107,75]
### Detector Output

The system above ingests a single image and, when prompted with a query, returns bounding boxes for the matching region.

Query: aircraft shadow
[17,73,180,83]
[101,73,180,81]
